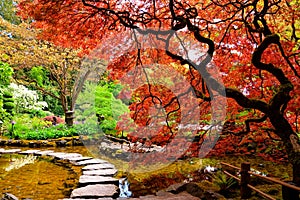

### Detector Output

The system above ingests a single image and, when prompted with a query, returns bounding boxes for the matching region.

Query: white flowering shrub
[8,83,48,113]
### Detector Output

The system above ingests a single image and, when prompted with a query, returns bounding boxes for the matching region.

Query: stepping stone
[82,169,118,176]
[79,175,118,185]
[82,163,116,171]
[75,159,110,166]
[55,153,82,160]
[46,152,68,159]
[34,150,54,156]
[0,148,5,153]
[2,149,21,154]
[70,184,118,198]
[19,150,41,155]
[67,156,93,162]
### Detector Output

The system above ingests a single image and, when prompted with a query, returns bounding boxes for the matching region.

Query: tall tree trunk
[269,114,300,185]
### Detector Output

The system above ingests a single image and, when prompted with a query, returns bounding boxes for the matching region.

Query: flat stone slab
[67,156,93,162]
[75,159,110,166]
[82,169,118,176]
[70,184,118,198]
[79,175,118,185]
[19,150,41,155]
[55,153,82,160]
[34,150,54,155]
[0,148,5,153]
[1,149,22,154]
[82,163,116,170]
[46,152,68,158]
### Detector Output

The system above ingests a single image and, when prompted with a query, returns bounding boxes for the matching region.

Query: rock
[171,182,205,198]
[19,150,41,155]
[34,150,54,156]
[11,140,22,146]
[82,163,116,170]
[258,163,265,168]
[28,141,41,148]
[41,140,55,147]
[1,193,18,200]
[79,175,118,186]
[82,169,118,176]
[118,192,200,199]
[55,153,82,160]
[67,156,93,162]
[0,140,7,146]
[70,184,119,198]
[46,152,68,159]
[1,149,21,154]
[75,159,111,166]
[55,140,67,147]
[165,182,226,199]
[203,190,226,200]
[165,183,186,193]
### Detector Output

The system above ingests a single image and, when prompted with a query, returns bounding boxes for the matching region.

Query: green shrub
[73,123,99,136]
[3,101,15,110]
[211,171,237,194]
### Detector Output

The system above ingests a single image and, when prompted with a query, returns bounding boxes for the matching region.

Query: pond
[0,154,79,199]
[0,146,295,200]
[0,146,95,200]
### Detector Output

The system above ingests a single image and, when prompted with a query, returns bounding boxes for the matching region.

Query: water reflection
[0,153,80,200]
[5,155,36,172]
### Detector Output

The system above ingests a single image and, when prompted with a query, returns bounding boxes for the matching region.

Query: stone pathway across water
[0,148,203,200]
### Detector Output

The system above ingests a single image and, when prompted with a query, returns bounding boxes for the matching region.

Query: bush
[3,101,15,110]
[211,171,237,194]
[73,123,99,136]
[15,124,79,140]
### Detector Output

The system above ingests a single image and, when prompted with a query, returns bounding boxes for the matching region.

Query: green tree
[0,0,21,24]
[0,61,13,87]
[95,83,129,135]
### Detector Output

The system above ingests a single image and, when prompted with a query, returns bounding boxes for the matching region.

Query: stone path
[0,148,203,200]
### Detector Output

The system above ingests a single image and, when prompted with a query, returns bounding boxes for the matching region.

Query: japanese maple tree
[18,0,300,184]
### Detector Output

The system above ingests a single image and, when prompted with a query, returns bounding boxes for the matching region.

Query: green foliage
[29,66,47,87]
[2,113,101,140]
[211,171,237,193]
[3,101,14,110]
[43,94,64,116]
[28,109,48,118]
[75,80,129,137]
[18,124,79,140]
[74,123,99,136]
[2,90,14,116]
[3,114,49,137]
[95,83,129,135]
[0,0,21,25]
[0,62,13,87]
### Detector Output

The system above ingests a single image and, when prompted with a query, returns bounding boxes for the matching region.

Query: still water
[0,146,93,200]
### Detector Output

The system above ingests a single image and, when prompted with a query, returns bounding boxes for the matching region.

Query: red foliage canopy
[18,0,300,182]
